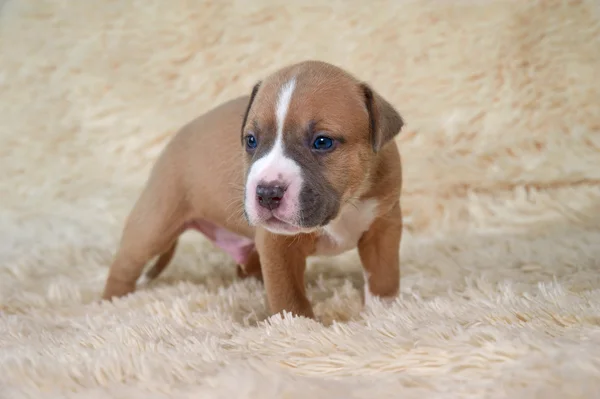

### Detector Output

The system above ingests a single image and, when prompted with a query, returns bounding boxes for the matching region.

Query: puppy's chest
[314,199,379,256]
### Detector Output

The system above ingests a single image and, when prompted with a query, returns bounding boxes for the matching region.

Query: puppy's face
[240,61,403,235]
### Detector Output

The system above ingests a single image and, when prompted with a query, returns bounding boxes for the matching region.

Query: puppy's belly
[186,219,255,264]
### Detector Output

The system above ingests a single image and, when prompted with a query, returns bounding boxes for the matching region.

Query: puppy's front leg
[255,228,314,319]
[357,201,402,306]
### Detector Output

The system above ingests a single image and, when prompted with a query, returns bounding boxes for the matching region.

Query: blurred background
[2,0,599,245]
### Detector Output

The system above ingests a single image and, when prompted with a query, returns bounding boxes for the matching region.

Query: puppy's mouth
[243,182,338,235]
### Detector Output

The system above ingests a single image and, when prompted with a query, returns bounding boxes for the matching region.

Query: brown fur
[102,60,404,320]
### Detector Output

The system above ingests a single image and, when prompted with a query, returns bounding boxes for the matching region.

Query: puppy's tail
[143,239,179,282]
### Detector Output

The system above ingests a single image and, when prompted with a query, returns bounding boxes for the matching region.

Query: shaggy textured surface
[1,0,600,397]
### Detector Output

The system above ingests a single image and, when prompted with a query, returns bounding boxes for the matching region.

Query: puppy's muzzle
[256,183,286,210]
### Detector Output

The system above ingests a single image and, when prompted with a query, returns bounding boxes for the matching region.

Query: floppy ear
[240,81,261,142]
[360,83,404,152]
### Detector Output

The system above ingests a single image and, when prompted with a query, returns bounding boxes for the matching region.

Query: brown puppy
[102,60,404,319]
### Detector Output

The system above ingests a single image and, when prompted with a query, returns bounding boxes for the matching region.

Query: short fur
[102,60,404,319]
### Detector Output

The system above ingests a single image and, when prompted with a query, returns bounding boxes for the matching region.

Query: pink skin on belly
[185,220,255,265]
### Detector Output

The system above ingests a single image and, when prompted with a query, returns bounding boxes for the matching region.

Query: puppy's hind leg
[138,239,179,287]
[102,178,186,300]
[236,249,263,282]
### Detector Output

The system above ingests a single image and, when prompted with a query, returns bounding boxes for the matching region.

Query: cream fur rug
[1,0,600,398]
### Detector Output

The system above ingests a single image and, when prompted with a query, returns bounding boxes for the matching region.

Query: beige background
[1,0,600,398]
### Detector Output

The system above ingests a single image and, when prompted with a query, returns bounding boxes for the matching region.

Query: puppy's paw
[102,278,136,301]
[236,264,263,282]
[363,286,398,310]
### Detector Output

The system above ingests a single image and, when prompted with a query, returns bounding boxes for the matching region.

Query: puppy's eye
[312,135,335,151]
[245,134,258,150]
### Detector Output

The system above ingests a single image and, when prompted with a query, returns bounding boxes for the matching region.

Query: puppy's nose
[256,184,286,210]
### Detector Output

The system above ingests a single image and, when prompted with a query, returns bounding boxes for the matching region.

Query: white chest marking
[315,199,379,256]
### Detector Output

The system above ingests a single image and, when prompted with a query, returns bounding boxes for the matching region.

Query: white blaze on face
[245,78,304,229]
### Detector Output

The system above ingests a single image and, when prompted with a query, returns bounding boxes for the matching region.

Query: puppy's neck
[314,198,380,257]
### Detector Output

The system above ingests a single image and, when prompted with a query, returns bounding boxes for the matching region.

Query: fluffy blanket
[1,0,600,397]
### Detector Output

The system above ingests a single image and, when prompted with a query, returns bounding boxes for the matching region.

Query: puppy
[102,60,404,319]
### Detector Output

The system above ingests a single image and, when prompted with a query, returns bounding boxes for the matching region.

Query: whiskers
[343,195,361,212]
[225,183,248,224]
[286,233,303,248]
[228,182,246,194]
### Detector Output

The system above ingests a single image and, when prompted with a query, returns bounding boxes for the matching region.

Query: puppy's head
[240,60,403,235]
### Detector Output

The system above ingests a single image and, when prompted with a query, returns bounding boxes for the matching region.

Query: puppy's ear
[240,81,261,141]
[360,83,404,152]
